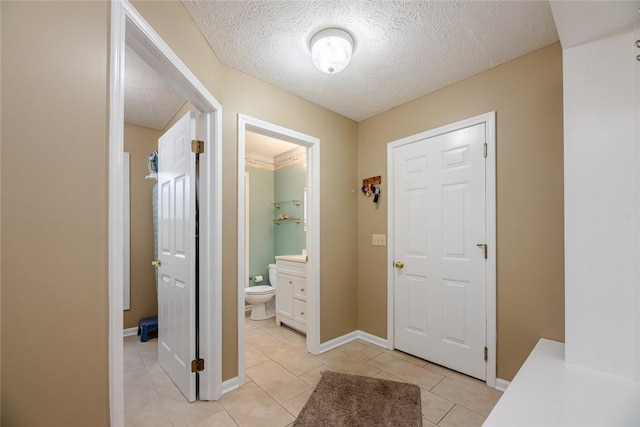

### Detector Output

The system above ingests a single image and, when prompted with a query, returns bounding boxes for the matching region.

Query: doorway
[386,112,497,387]
[237,114,321,386]
[109,1,223,424]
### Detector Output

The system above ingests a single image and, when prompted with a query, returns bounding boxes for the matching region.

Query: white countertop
[275,254,306,263]
[483,338,640,427]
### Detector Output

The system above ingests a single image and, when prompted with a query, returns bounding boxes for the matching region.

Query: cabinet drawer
[293,299,306,324]
[294,279,307,300]
[276,260,306,277]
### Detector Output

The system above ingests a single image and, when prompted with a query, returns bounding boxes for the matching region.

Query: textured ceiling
[182,0,559,121]
[124,45,186,130]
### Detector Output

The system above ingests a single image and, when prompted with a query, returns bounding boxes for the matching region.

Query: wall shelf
[273,200,301,209]
[273,199,302,225]
[273,216,301,225]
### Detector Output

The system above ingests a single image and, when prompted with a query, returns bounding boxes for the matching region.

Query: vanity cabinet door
[275,273,294,319]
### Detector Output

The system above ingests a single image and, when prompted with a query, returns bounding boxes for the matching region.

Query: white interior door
[393,122,487,380]
[157,111,197,402]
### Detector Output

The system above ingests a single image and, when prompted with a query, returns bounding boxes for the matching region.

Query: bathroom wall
[123,123,162,329]
[274,158,306,256]
[247,166,275,286]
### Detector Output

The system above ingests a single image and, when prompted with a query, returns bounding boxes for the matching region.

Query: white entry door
[157,111,197,402]
[392,121,487,380]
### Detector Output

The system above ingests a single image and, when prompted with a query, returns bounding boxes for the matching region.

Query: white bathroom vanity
[274,255,307,334]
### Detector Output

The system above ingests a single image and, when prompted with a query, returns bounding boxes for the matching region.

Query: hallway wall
[1,2,110,425]
[357,43,565,381]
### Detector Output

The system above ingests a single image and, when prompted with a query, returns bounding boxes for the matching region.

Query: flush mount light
[310,28,354,74]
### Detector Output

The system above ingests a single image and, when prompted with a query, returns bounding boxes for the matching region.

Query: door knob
[476,243,488,259]
[152,260,162,267]
[394,261,404,269]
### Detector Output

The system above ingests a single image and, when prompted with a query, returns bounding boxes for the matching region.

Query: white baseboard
[244,305,252,313]
[318,329,506,392]
[356,330,391,349]
[495,378,510,392]
[123,327,138,337]
[319,330,389,353]
[319,330,360,353]
[221,377,240,395]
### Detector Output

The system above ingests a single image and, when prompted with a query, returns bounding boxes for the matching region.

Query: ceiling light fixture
[310,28,353,74]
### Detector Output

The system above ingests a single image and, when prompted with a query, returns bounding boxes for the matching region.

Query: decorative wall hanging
[362,175,382,204]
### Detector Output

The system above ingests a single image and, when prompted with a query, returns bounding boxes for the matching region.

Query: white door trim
[386,111,497,388]
[109,0,223,424]
[123,152,130,311]
[237,114,321,386]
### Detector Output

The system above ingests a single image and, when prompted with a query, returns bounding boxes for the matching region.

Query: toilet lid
[246,285,275,295]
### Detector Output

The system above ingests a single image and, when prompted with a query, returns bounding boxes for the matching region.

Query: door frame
[237,114,321,386]
[386,111,497,387]
[123,152,131,311]
[109,0,224,424]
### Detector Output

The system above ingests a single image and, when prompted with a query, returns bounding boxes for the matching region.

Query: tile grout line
[435,403,457,426]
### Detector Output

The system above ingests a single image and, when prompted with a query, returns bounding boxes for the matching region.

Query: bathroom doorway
[109,1,223,423]
[237,115,320,386]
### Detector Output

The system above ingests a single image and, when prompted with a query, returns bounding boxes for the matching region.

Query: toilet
[245,264,277,320]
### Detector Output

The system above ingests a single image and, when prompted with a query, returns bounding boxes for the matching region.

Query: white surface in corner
[550,1,640,49]
[483,339,640,427]
[562,25,639,379]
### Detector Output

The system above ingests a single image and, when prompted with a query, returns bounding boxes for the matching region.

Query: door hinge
[191,139,204,154]
[483,143,488,158]
[484,346,488,362]
[191,358,205,372]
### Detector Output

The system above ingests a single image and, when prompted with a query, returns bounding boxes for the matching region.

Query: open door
[156,111,197,402]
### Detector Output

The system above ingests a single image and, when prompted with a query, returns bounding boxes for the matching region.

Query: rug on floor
[293,370,422,427]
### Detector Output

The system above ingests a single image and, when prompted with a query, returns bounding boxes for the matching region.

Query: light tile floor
[124,314,502,426]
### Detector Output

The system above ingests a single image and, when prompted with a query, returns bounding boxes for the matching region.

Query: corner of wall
[0,1,3,420]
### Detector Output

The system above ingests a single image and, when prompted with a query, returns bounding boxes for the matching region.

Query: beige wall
[162,102,197,133]
[357,43,565,381]
[123,124,163,329]
[1,1,109,426]
[131,1,359,379]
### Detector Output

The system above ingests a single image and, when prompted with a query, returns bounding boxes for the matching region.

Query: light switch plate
[372,234,386,246]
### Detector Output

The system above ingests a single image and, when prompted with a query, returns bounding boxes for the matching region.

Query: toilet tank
[268,263,277,286]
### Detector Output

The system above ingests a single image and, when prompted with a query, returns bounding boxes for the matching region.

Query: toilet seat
[245,285,275,295]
